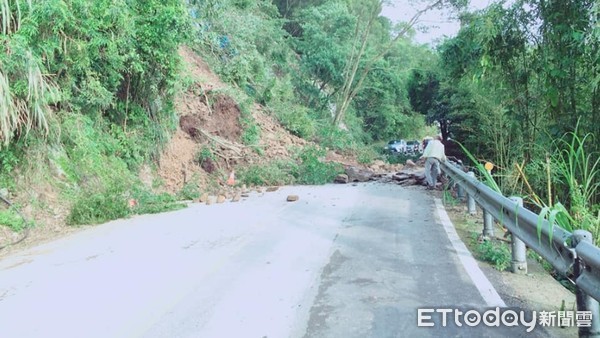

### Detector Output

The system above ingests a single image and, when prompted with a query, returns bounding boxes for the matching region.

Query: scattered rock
[405,159,416,167]
[400,179,418,186]
[334,174,349,184]
[345,166,374,182]
[199,193,209,203]
[206,196,214,205]
[266,186,279,192]
[286,195,299,202]
[231,193,241,202]
[241,193,250,198]
[392,174,410,181]
[369,159,390,173]
[374,174,393,183]
[217,195,226,203]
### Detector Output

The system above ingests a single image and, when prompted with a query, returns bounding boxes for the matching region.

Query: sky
[381,0,495,45]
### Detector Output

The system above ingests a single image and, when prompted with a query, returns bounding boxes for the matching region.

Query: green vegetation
[131,190,187,216]
[178,182,202,201]
[59,114,187,226]
[239,100,261,146]
[476,239,511,272]
[0,207,27,232]
[0,0,191,228]
[0,0,597,235]
[405,1,599,242]
[384,152,421,165]
[238,160,296,186]
[196,146,216,167]
[188,0,454,148]
[451,212,512,272]
[237,146,342,186]
[294,146,343,185]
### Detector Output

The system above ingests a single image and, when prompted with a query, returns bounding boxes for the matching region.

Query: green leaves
[476,239,511,271]
[293,145,342,185]
[0,0,190,149]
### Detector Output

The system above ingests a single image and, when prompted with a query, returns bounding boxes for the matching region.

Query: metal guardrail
[440,160,600,337]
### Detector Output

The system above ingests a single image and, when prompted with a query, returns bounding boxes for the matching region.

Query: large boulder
[334,174,349,184]
[345,166,374,182]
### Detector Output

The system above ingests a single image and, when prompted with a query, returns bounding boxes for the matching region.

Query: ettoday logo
[418,307,536,332]
[417,307,593,332]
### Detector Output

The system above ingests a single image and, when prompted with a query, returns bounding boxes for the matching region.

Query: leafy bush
[0,0,189,148]
[238,160,296,186]
[239,100,261,145]
[60,113,186,225]
[274,105,316,139]
[0,146,21,176]
[315,123,357,153]
[107,103,175,169]
[293,146,342,185]
[0,208,27,232]
[132,190,187,215]
[196,146,216,165]
[178,182,201,200]
[67,188,130,226]
[67,187,186,225]
[0,144,23,188]
[356,145,379,164]
[476,240,511,271]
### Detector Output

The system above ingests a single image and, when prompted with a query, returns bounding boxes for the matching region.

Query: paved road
[0,183,552,337]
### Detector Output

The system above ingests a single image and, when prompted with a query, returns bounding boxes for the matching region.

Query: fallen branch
[198,84,214,116]
[213,150,245,169]
[198,129,243,155]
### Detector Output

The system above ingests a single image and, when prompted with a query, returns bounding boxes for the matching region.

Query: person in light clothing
[422,135,446,189]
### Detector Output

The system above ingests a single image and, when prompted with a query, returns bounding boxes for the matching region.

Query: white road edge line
[434,198,507,308]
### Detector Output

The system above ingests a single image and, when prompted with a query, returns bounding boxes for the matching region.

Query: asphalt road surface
[0,183,555,337]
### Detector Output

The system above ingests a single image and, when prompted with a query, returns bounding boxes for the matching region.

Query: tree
[332,0,467,126]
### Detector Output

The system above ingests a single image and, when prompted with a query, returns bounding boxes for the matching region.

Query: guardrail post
[456,184,465,201]
[508,197,527,274]
[466,171,476,215]
[483,211,494,238]
[572,230,600,338]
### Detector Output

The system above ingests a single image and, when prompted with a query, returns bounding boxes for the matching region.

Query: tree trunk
[332,0,446,126]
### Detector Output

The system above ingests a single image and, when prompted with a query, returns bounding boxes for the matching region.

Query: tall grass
[457,142,501,193]
[550,128,600,240]
[513,125,600,244]
[0,1,55,147]
[459,130,600,245]
[554,130,600,210]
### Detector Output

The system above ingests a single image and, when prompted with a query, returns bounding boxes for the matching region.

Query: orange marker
[226,171,235,186]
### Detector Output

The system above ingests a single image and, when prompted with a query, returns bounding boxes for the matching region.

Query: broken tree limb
[198,129,243,155]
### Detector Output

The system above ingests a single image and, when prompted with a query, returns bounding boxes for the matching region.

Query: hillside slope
[154,46,308,194]
[0,46,403,257]
[0,47,318,256]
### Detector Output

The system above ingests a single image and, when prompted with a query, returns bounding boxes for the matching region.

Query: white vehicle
[384,140,407,153]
